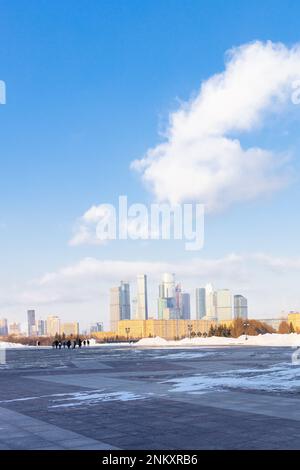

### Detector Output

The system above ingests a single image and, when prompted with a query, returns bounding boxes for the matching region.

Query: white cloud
[132,41,300,211]
[69,205,110,246]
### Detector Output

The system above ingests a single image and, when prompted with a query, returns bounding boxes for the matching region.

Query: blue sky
[1,0,300,329]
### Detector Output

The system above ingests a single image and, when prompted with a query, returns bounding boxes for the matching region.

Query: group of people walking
[52,338,90,349]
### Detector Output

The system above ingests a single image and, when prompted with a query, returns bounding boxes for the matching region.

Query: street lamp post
[125,327,130,342]
[243,322,250,341]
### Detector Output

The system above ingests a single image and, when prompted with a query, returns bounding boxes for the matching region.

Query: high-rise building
[27,309,36,337]
[9,322,21,336]
[181,293,191,320]
[234,295,248,320]
[174,284,182,319]
[205,284,217,320]
[196,288,206,319]
[0,318,8,336]
[61,322,79,336]
[36,319,46,336]
[136,274,148,320]
[215,289,232,322]
[46,316,60,337]
[158,273,176,319]
[90,322,103,333]
[120,281,131,320]
[110,281,131,331]
[110,286,121,332]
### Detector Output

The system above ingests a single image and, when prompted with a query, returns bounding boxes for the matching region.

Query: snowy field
[1,333,300,350]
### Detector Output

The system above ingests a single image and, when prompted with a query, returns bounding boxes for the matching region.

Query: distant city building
[215,289,232,322]
[286,312,300,331]
[0,318,8,336]
[260,317,286,330]
[36,319,47,336]
[110,281,131,331]
[27,309,36,336]
[46,316,60,337]
[132,297,138,319]
[117,319,217,341]
[120,281,131,320]
[234,295,248,320]
[205,284,217,321]
[136,274,148,320]
[158,273,175,319]
[90,322,103,334]
[196,288,206,319]
[181,293,191,320]
[110,286,121,332]
[174,284,182,319]
[9,322,21,336]
[61,322,79,337]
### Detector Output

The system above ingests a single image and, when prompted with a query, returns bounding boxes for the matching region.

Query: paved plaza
[0,345,300,449]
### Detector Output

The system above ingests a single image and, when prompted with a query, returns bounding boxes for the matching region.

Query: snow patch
[165,363,300,394]
[135,334,300,348]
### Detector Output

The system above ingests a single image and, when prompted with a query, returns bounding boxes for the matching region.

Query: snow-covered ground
[136,333,300,348]
[0,341,30,348]
[165,362,300,394]
[2,333,300,349]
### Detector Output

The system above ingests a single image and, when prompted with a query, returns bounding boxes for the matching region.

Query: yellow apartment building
[288,312,300,331]
[117,319,217,340]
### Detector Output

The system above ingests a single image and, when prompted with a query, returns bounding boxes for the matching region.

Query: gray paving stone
[0,346,300,449]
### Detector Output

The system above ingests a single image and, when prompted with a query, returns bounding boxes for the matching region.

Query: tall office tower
[27,309,36,337]
[196,288,206,319]
[46,316,60,336]
[120,281,131,320]
[174,284,182,319]
[110,281,131,331]
[215,289,232,322]
[205,283,217,320]
[234,295,248,320]
[110,286,121,332]
[158,297,168,319]
[0,318,8,336]
[181,293,191,319]
[61,322,79,337]
[162,273,175,298]
[158,273,176,319]
[37,319,46,336]
[136,274,148,320]
[132,297,138,319]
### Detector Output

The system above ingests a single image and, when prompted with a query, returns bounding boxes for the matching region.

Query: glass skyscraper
[196,288,206,319]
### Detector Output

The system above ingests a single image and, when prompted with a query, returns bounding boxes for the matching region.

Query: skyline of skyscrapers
[1,274,249,336]
[158,274,191,320]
